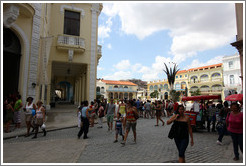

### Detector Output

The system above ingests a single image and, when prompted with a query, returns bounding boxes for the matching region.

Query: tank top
[36,107,43,119]
[174,121,189,139]
[119,105,126,115]
[116,119,122,128]
[25,102,34,114]
[126,108,136,122]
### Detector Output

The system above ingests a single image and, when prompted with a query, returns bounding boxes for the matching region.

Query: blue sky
[97,2,238,81]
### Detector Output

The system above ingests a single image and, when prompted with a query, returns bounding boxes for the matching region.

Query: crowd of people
[3,93,243,163]
[76,98,243,163]
[3,92,47,139]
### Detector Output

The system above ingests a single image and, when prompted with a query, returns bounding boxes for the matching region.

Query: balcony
[189,78,222,85]
[57,34,85,52]
[107,88,137,93]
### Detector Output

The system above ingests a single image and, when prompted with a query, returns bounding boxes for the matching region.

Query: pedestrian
[4,98,14,133]
[151,102,156,119]
[118,99,127,133]
[167,105,194,163]
[77,101,84,128]
[114,112,124,143]
[216,101,230,145]
[88,101,96,127]
[155,100,165,126]
[78,101,90,139]
[32,101,46,139]
[121,100,138,146]
[104,98,115,132]
[207,102,217,132]
[226,102,243,161]
[144,100,151,119]
[136,99,141,117]
[167,100,173,117]
[13,94,23,129]
[23,97,36,137]
[97,102,104,128]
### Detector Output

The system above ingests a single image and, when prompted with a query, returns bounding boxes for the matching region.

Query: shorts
[107,114,114,123]
[174,137,189,157]
[126,121,136,132]
[156,110,162,117]
[116,127,123,135]
[25,114,33,122]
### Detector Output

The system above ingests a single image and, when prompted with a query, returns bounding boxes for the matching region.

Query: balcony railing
[57,35,85,51]
[107,88,137,93]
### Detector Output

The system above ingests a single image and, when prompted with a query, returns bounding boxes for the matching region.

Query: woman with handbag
[167,105,194,163]
[32,101,46,139]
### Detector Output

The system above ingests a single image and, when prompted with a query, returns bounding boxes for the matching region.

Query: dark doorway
[3,28,21,98]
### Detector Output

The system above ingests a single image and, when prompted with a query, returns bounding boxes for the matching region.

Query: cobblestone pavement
[3,117,243,164]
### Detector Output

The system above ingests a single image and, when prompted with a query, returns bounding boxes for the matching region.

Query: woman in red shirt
[226,102,243,161]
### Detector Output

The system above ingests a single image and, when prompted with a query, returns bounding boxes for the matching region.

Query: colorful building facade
[147,63,224,100]
[3,3,103,109]
[96,79,138,100]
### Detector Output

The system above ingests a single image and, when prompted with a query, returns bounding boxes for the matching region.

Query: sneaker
[121,142,125,146]
[233,157,239,161]
[216,140,223,145]
[113,140,118,143]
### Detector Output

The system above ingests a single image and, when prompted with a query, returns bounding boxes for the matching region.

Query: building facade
[222,54,242,95]
[231,3,243,88]
[3,3,103,109]
[96,79,138,100]
[147,63,224,100]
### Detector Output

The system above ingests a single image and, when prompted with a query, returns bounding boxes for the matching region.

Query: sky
[97,2,238,82]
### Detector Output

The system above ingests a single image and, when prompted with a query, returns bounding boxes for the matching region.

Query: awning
[182,95,221,101]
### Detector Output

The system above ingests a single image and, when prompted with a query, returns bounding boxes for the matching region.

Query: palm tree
[163,62,180,101]
[163,62,180,91]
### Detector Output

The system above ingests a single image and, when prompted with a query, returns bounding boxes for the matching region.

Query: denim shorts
[174,137,189,157]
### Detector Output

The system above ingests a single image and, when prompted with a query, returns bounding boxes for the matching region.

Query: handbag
[168,121,177,139]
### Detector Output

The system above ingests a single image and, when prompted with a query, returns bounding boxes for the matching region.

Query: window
[176,76,178,78]
[229,61,233,69]
[180,75,182,78]
[230,75,234,85]
[185,75,187,77]
[64,10,80,36]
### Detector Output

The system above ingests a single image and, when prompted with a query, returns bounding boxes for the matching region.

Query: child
[114,112,124,143]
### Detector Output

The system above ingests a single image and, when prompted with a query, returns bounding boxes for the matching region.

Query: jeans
[207,116,215,132]
[230,132,243,158]
[78,117,89,138]
[174,137,189,157]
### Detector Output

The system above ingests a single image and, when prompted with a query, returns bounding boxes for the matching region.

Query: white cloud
[186,55,224,69]
[107,43,112,49]
[97,67,104,71]
[98,17,113,43]
[102,71,133,80]
[113,60,131,70]
[102,3,236,63]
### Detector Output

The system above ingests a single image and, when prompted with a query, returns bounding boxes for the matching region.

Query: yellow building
[147,63,224,100]
[3,3,103,109]
[96,79,138,100]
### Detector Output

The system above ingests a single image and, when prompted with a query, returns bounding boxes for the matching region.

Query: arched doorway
[164,92,168,100]
[56,81,73,102]
[3,28,21,97]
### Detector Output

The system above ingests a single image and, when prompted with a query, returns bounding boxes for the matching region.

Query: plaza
[2,104,243,163]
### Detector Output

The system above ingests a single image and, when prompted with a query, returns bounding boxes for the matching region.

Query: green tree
[190,89,201,96]
[150,90,159,98]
